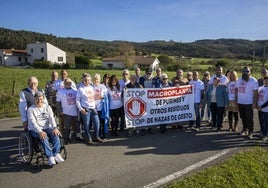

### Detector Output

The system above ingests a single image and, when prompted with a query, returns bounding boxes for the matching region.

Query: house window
[58,57,63,61]
[0,56,2,63]
[18,57,21,62]
[31,48,33,53]
[41,57,44,60]
[41,48,44,53]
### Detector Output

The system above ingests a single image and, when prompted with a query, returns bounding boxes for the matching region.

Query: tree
[158,55,173,65]
[118,42,135,68]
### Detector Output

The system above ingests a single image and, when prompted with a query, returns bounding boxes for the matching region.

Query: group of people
[18,66,268,166]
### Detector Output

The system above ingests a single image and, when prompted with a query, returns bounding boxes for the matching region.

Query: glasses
[162,78,168,80]
[243,70,249,73]
[147,73,152,75]
[123,73,128,75]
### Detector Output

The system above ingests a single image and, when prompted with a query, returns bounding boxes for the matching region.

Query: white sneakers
[48,156,56,166]
[54,154,65,163]
[48,154,64,166]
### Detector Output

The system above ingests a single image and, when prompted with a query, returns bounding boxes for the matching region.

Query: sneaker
[248,133,253,139]
[48,156,56,166]
[54,153,64,163]
[95,137,104,142]
[86,138,94,145]
[240,130,249,136]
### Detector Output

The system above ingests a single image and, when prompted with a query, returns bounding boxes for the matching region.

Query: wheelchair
[18,131,67,166]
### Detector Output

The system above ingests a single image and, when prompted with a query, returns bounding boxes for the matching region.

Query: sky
[1,0,268,42]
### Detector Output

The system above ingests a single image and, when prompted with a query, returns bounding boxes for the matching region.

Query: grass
[168,147,268,188]
[0,58,264,118]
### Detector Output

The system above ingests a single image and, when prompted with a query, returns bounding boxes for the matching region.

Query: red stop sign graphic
[125,97,146,119]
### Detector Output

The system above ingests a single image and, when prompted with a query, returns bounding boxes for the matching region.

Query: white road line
[144,148,236,188]
[0,144,18,150]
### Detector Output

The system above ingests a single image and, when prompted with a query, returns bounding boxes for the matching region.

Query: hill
[0,27,267,60]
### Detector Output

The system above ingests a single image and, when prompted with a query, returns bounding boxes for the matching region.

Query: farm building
[0,49,28,66]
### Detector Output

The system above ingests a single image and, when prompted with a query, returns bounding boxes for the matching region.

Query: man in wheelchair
[27,91,65,166]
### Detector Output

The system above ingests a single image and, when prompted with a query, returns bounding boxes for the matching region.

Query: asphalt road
[0,112,265,188]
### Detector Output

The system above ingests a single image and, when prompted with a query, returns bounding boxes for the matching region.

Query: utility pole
[262,43,266,69]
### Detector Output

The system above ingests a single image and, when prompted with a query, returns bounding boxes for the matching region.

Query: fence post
[12,80,16,96]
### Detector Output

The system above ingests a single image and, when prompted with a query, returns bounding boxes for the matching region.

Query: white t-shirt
[119,79,130,91]
[258,86,268,112]
[208,75,229,85]
[93,84,107,111]
[56,88,78,116]
[227,81,237,101]
[107,86,123,109]
[189,79,204,103]
[53,79,76,92]
[76,84,95,110]
[237,76,258,104]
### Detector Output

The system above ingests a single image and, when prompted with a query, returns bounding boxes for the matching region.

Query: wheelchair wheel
[18,132,33,164]
[59,136,67,160]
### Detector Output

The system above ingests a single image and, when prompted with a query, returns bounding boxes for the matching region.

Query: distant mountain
[0,27,267,59]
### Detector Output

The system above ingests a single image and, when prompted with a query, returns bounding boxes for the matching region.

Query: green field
[0,57,264,118]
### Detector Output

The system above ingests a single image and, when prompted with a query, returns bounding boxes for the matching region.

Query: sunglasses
[123,73,128,75]
[162,78,168,80]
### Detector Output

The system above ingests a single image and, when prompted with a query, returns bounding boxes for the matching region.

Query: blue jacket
[206,84,228,107]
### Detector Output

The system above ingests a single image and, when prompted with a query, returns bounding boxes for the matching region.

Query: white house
[26,42,66,64]
[0,49,28,66]
[0,42,66,66]
[102,56,160,70]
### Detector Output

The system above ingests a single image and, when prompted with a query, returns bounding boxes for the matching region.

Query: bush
[75,55,93,69]
[33,60,53,69]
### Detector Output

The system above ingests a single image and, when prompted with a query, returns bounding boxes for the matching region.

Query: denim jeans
[201,100,211,120]
[63,114,79,141]
[189,103,201,128]
[258,111,268,137]
[29,129,61,158]
[81,108,100,140]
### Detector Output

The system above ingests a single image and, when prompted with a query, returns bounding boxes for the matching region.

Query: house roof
[102,56,158,65]
[1,49,27,55]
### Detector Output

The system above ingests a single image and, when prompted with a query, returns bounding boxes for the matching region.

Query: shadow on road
[1,122,267,174]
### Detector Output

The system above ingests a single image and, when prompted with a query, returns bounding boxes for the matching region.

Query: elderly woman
[206,77,228,131]
[27,91,64,167]
[76,74,103,145]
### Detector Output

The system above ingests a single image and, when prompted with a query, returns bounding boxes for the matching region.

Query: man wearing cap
[139,68,153,88]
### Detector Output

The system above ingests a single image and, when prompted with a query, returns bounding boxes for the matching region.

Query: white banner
[124,85,195,128]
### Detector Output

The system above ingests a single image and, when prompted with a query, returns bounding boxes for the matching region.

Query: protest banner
[124,85,195,128]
